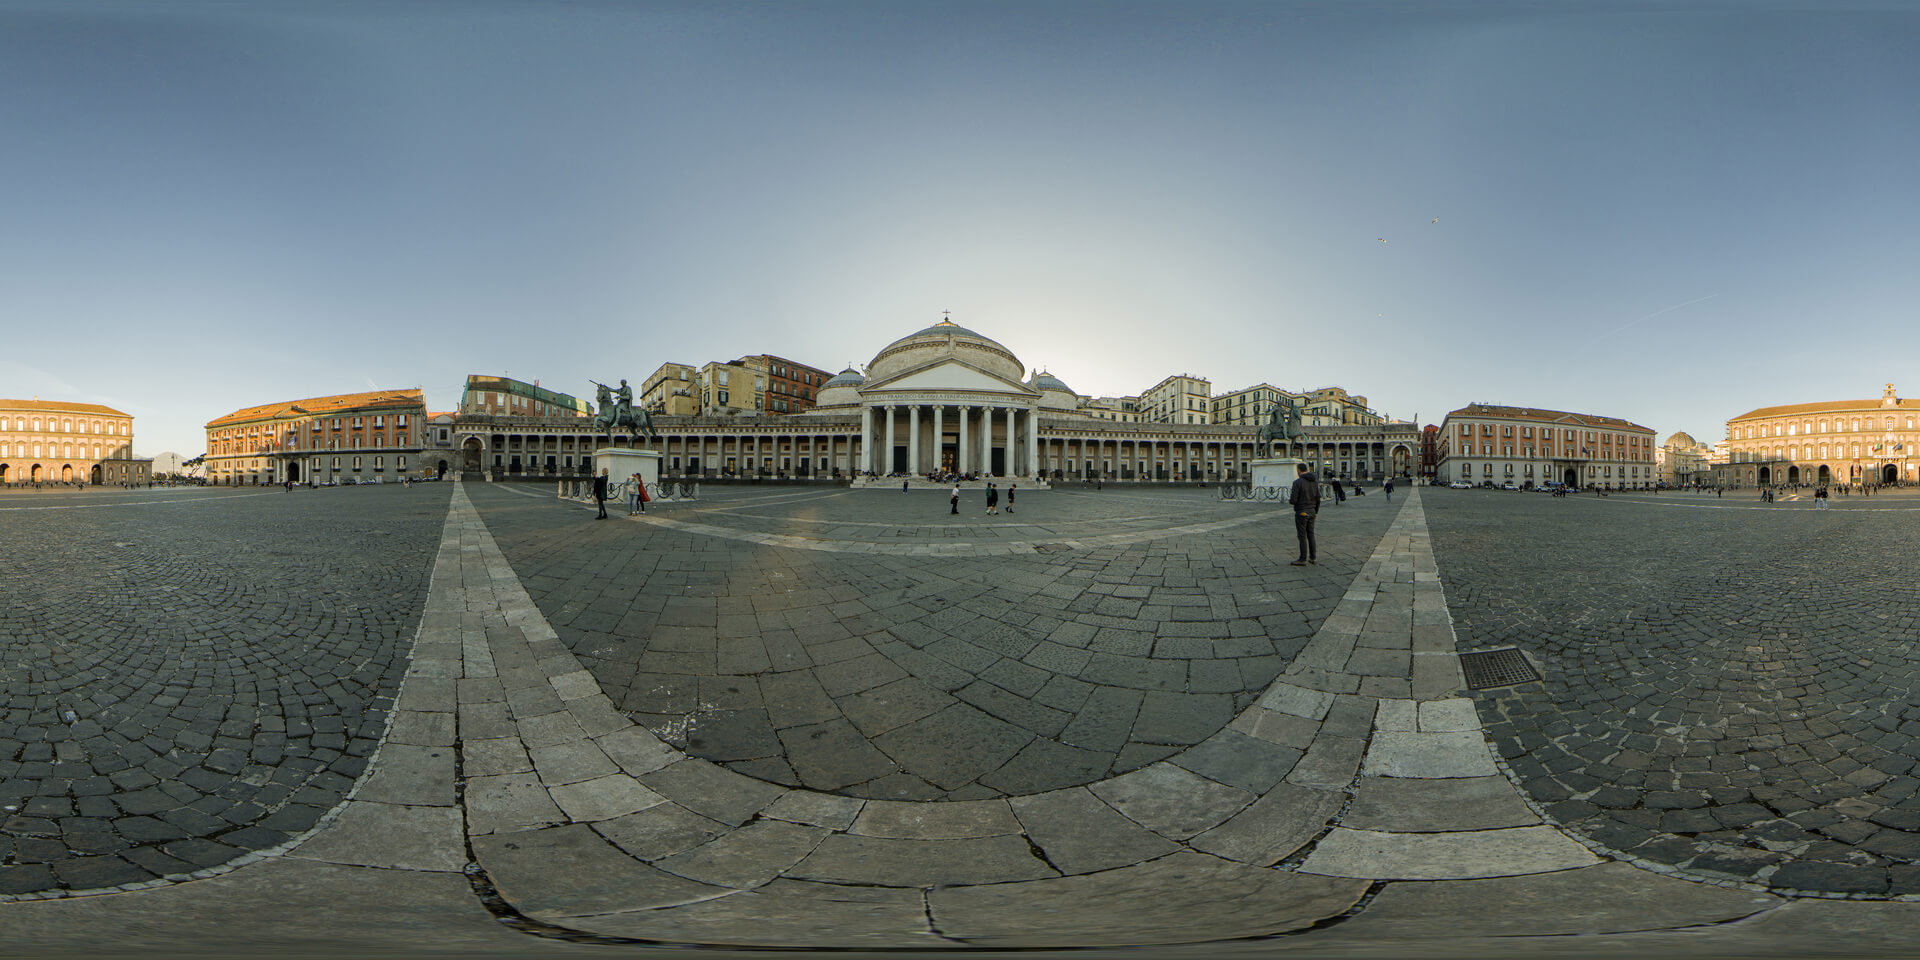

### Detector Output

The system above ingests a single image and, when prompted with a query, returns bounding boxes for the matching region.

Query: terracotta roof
[1729,398,1914,421]
[1446,403,1653,433]
[206,389,424,428]
[1,399,131,418]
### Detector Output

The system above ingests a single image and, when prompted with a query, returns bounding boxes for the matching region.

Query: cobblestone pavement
[16,480,1920,955]
[1427,488,1920,896]
[468,485,1397,799]
[0,484,450,896]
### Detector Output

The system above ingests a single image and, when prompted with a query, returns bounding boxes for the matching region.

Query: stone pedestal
[595,447,662,491]
[1250,458,1306,492]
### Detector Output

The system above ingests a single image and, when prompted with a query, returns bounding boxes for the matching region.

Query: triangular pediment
[862,358,1037,396]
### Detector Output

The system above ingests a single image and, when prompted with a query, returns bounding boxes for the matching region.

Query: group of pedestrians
[590,467,651,519]
[950,482,1013,515]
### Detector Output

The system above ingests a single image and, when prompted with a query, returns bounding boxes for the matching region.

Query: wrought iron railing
[1218,485,1289,502]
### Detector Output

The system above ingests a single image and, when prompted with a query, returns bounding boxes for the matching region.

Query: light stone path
[14,480,1911,954]
[529,482,1287,557]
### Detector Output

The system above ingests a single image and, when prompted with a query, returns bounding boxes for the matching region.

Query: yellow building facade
[1717,384,1920,487]
[0,399,148,486]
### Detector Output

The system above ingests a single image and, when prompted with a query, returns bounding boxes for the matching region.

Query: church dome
[822,368,865,389]
[866,319,1025,384]
[814,367,865,408]
[1029,369,1079,411]
[1029,370,1073,394]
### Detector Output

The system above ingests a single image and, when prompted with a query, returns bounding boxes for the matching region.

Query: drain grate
[1459,647,1542,689]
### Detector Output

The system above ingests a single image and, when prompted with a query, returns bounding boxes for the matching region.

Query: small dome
[822,367,865,389]
[1030,371,1073,394]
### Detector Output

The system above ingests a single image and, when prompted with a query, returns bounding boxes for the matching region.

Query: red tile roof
[1729,398,1915,421]
[206,389,424,428]
[1,399,131,418]
[1446,403,1653,433]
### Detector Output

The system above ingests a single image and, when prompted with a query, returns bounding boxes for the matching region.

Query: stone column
[933,405,944,472]
[959,406,971,475]
[861,406,874,475]
[884,406,897,475]
[909,405,921,474]
[1006,408,1021,476]
[1027,411,1039,480]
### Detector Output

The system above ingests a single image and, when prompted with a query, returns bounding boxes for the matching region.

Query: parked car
[1448,481,1471,489]
[1501,481,1520,491]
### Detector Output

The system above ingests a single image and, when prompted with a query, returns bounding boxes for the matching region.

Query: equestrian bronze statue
[1257,398,1305,455]
[591,378,658,445]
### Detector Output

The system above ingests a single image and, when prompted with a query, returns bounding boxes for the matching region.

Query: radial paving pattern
[470,485,1396,799]
[1428,489,1920,895]
[0,486,449,896]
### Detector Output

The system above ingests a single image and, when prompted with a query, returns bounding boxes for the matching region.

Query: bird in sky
[1432,218,1439,223]
[1377,238,1387,243]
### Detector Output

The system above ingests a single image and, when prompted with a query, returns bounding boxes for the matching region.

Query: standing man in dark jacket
[1290,464,1320,565]
[593,468,610,519]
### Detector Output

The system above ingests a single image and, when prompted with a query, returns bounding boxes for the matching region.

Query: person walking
[1815,485,1829,510]
[986,482,999,515]
[1006,483,1016,514]
[629,472,649,514]
[1329,476,1346,504]
[903,478,910,493]
[593,468,610,519]
[950,483,960,515]
[1384,477,1394,501]
[1290,464,1320,565]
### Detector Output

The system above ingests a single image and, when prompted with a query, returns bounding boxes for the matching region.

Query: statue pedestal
[1250,458,1306,493]
[595,447,662,490]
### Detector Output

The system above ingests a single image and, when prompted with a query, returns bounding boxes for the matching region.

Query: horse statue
[1257,398,1304,454]
[591,378,658,445]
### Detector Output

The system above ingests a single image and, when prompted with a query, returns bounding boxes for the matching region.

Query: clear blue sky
[5,0,1917,459]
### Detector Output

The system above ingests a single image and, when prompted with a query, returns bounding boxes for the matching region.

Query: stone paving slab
[1301,825,1601,880]
[1188,781,1345,865]
[927,852,1371,947]
[1363,730,1500,778]
[565,878,948,949]
[1345,776,1539,833]
[1338,861,1779,938]
[475,824,730,918]
[1010,787,1182,875]
[287,801,466,873]
[788,833,1057,886]
[0,856,561,955]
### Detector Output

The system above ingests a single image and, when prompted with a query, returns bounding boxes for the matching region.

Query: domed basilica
[450,319,1418,484]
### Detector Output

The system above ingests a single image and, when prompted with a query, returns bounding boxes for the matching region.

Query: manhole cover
[1459,648,1542,689]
